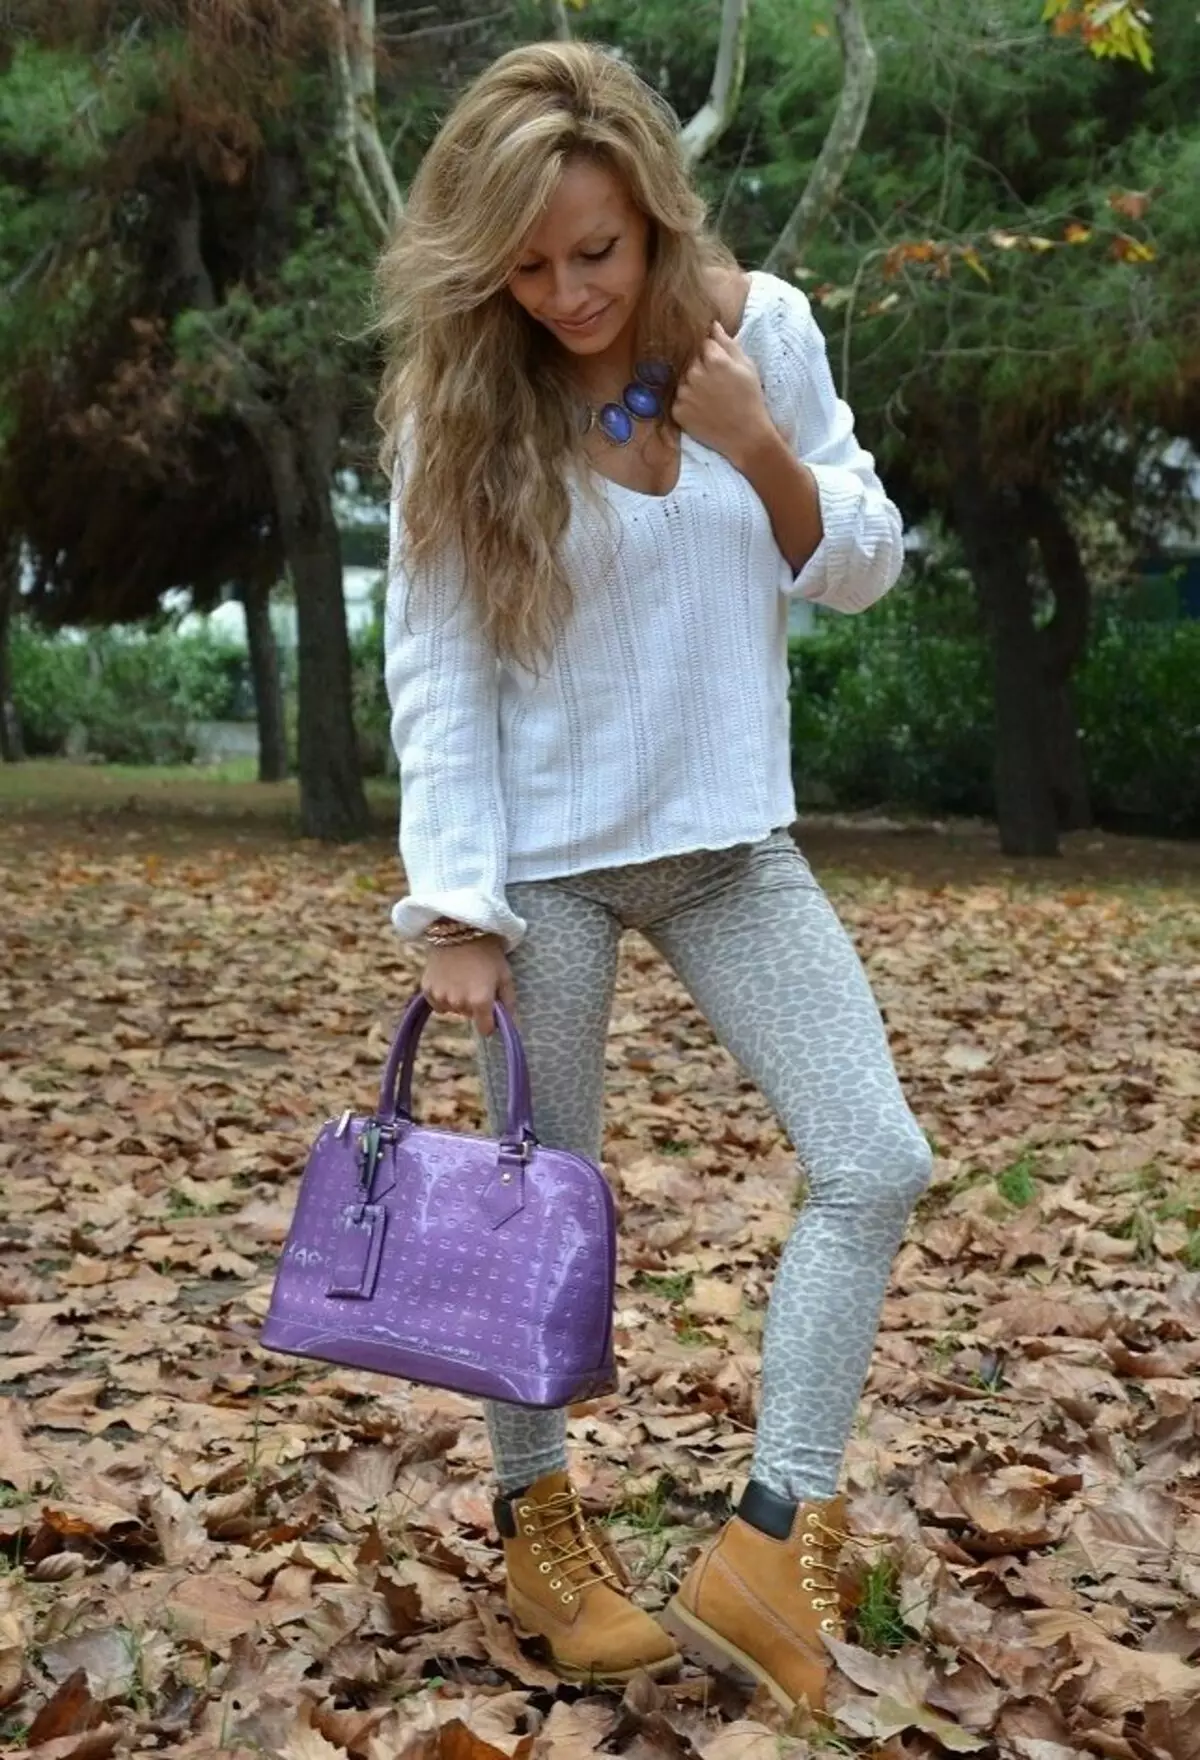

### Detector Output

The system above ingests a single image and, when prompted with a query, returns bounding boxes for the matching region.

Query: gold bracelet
[425,918,489,947]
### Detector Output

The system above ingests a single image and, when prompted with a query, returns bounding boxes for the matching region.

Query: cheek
[612,241,648,298]
[506,279,537,317]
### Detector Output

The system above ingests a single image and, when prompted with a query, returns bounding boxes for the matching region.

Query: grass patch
[996,1153,1038,1208]
[0,758,399,837]
[633,1271,694,1304]
[1111,1206,1159,1263]
[851,1556,909,1652]
[611,1479,672,1536]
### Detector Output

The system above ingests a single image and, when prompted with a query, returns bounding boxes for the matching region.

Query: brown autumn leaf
[991,1697,1079,1760]
[1025,1608,1200,1713]
[945,1475,1055,1549]
[688,1278,744,1321]
[40,1624,171,1702]
[1143,1693,1200,1760]
[17,1729,121,1760]
[4,802,1199,1755]
[148,1484,216,1566]
[0,1645,24,1708]
[1065,1485,1176,1577]
[832,1690,987,1751]
[694,1722,784,1760]
[278,1720,351,1760]
[164,1572,268,1650]
[26,1668,108,1744]
[530,1699,616,1760]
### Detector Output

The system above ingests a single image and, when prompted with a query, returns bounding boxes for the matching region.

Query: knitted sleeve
[383,466,527,951]
[757,275,905,614]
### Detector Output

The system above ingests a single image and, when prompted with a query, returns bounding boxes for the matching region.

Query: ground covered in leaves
[1,796,1199,1760]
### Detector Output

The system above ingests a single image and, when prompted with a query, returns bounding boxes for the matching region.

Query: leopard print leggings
[478,829,932,1502]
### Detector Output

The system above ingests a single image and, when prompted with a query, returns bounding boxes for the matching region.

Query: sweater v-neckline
[584,269,766,506]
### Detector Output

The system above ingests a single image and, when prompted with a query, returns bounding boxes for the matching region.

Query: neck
[560,309,639,404]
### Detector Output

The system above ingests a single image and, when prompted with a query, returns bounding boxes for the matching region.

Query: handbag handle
[377,993,535,1147]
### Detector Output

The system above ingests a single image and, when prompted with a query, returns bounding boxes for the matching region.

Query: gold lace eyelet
[539,1561,552,1574]
[518,1504,531,1517]
[563,1593,574,1603]
[802,1532,816,1545]
[550,1578,562,1589]
[800,1554,816,1566]
[820,1617,837,1632]
[530,1542,541,1552]
[802,1578,817,1591]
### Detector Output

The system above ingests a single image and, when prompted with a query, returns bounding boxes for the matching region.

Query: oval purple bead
[624,381,662,420]
[635,358,672,389]
[598,402,634,444]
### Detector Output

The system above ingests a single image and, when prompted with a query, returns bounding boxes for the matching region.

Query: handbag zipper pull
[358,1120,383,1196]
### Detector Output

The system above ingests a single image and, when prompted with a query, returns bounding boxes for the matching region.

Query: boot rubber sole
[661,1596,801,1715]
[511,1619,681,1687]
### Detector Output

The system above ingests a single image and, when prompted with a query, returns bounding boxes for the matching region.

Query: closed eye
[516,240,617,274]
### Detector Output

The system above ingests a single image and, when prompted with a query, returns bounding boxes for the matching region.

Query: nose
[544,263,592,317]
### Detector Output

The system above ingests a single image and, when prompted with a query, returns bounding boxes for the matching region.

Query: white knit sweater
[385,269,904,949]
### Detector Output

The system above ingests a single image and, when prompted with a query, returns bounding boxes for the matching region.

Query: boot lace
[516,1489,618,1606]
[798,1509,850,1634]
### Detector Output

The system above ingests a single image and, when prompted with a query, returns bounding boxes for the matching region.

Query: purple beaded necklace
[580,358,674,446]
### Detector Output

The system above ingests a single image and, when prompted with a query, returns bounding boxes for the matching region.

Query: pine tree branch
[679,0,752,170]
[762,0,877,276]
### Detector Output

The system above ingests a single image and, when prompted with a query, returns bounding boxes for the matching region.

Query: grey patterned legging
[477,829,932,1503]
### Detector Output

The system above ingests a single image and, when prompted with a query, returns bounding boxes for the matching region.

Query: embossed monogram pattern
[263,1026,619,1408]
[479,831,933,1498]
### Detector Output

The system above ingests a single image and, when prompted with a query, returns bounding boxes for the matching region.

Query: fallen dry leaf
[2,809,1197,1753]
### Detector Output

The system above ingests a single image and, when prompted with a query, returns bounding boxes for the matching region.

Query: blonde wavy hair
[374,39,738,667]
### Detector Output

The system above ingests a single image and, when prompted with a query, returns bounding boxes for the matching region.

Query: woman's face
[506,156,650,356]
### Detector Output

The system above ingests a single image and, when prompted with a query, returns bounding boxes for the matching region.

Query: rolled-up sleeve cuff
[391,888,528,952]
[791,464,903,614]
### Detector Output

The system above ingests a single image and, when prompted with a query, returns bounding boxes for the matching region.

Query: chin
[556,328,615,355]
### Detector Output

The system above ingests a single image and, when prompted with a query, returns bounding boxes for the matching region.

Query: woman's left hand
[671,321,775,471]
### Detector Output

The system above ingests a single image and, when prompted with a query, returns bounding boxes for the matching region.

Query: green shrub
[10,620,249,764]
[790,591,994,817]
[789,595,1200,835]
[1076,614,1200,832]
[350,604,393,778]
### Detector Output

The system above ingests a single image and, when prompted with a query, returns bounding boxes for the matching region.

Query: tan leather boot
[665,1481,848,1714]
[495,1469,681,1685]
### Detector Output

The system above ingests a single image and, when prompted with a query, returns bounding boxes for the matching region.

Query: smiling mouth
[552,303,613,331]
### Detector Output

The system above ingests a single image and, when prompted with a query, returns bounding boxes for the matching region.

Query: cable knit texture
[385,269,904,948]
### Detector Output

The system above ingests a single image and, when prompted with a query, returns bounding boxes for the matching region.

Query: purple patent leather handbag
[260,994,617,1408]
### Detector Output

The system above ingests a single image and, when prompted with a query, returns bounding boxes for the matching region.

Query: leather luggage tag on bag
[326,1203,387,1299]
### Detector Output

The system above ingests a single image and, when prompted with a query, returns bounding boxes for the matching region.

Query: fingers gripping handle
[377,994,535,1147]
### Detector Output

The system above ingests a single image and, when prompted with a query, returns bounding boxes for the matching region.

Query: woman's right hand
[422,935,517,1037]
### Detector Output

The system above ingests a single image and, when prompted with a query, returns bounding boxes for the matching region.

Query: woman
[376,39,932,1715]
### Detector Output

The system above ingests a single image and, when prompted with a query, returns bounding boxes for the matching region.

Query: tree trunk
[1021,486,1093,831]
[764,0,877,276]
[951,446,1060,857]
[238,576,288,783]
[0,536,23,763]
[256,391,370,841]
[1043,678,1090,831]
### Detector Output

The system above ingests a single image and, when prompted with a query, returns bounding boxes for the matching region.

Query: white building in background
[172,566,383,648]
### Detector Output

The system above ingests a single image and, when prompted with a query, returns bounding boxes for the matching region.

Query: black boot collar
[737,1479,798,1540]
